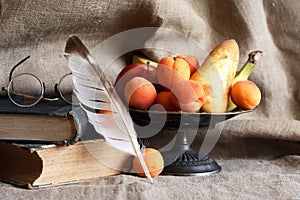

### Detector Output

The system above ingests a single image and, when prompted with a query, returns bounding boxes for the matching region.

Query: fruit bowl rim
[129,108,253,116]
[128,108,253,130]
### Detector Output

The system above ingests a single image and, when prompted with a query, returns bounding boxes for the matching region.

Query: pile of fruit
[115,39,263,113]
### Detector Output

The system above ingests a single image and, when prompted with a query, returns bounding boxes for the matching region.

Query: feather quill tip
[146,174,154,184]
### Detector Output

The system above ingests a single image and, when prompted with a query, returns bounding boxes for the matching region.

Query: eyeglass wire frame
[2,55,75,107]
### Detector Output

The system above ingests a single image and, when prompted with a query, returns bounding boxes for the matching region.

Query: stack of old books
[0,97,131,189]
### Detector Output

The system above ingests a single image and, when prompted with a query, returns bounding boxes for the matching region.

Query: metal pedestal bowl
[129,109,250,176]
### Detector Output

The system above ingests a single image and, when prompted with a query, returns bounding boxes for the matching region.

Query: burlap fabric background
[0,0,299,199]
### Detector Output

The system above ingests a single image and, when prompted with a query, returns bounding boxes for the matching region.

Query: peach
[176,54,200,75]
[230,80,261,110]
[172,101,205,113]
[156,57,190,89]
[133,148,164,178]
[115,63,157,99]
[155,91,178,111]
[124,77,157,109]
[171,80,205,112]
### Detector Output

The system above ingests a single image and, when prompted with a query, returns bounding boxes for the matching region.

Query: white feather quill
[64,35,153,183]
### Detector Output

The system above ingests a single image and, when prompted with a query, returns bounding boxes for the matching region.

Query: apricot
[176,54,199,75]
[98,110,115,114]
[171,80,205,112]
[133,148,164,178]
[124,77,157,109]
[156,57,190,89]
[230,80,261,110]
[155,91,178,111]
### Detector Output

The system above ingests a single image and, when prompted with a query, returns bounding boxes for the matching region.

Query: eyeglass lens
[58,73,74,105]
[7,73,44,107]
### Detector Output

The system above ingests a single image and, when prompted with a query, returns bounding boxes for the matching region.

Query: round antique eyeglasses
[1,56,76,107]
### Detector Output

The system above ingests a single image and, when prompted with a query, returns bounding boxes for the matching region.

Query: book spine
[0,178,31,189]
[68,108,87,144]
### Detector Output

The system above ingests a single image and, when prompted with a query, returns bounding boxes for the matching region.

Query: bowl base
[161,148,221,176]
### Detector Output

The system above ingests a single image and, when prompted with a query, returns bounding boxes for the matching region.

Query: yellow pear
[191,39,239,113]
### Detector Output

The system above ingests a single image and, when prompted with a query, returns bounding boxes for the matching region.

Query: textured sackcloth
[0,0,299,199]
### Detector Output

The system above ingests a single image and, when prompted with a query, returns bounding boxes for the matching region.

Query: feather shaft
[64,35,153,183]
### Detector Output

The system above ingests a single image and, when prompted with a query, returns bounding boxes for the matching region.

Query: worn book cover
[0,139,132,189]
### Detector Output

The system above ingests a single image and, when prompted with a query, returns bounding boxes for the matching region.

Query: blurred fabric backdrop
[1,0,299,139]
